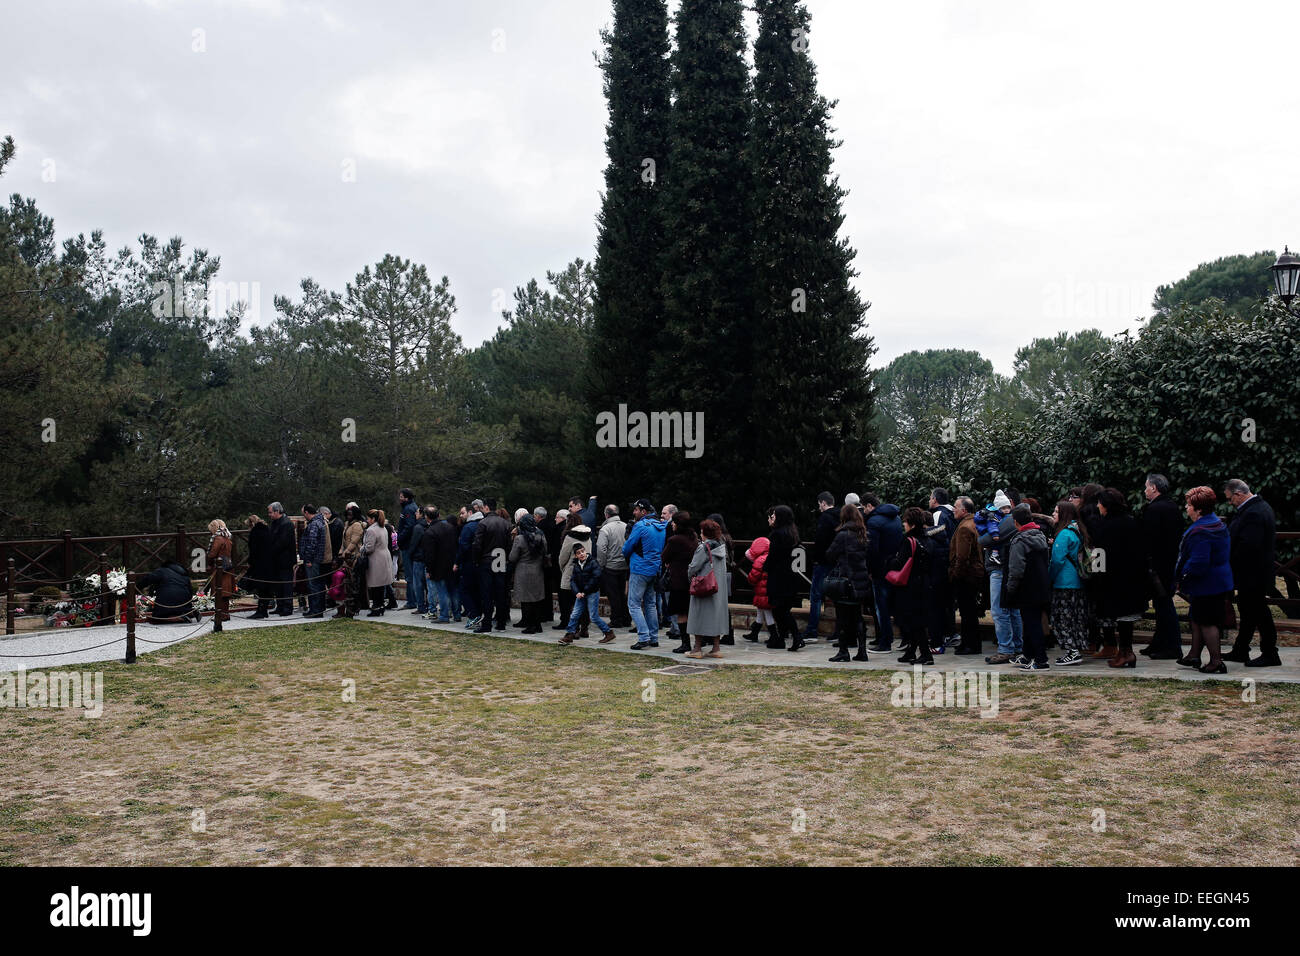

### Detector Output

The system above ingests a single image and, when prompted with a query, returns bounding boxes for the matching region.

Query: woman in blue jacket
[1174,486,1234,673]
[1048,500,1091,665]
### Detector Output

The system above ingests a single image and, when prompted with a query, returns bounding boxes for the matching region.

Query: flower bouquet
[44,600,101,628]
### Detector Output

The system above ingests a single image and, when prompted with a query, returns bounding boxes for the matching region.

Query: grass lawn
[2,619,1298,866]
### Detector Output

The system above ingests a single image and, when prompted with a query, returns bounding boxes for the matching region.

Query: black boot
[853,634,869,662]
[764,625,785,649]
[829,636,851,662]
[721,625,735,645]
[744,621,761,642]
[672,634,692,654]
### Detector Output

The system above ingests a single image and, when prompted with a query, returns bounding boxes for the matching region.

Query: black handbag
[824,573,855,602]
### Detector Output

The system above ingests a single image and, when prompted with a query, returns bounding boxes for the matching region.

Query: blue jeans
[429,576,456,621]
[401,549,416,606]
[567,592,611,635]
[989,568,1023,655]
[628,572,659,643]
[409,559,427,613]
[804,564,829,637]
[459,564,480,620]
[871,579,894,646]
[305,561,326,614]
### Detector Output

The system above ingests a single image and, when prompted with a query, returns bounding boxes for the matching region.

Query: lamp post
[1272,247,1300,314]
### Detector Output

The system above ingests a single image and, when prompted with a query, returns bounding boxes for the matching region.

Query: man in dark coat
[1223,479,1279,666]
[472,499,511,633]
[421,508,459,622]
[1140,473,1184,659]
[267,502,297,616]
[247,516,275,618]
[395,488,420,608]
[802,491,839,643]
[407,509,430,615]
[140,561,195,623]
[864,494,903,651]
[1004,505,1051,668]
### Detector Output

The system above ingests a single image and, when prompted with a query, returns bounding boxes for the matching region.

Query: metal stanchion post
[5,557,14,636]
[213,576,223,633]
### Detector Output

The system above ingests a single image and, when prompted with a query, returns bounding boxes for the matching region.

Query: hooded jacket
[622,515,668,577]
[865,503,903,577]
[746,537,771,610]
[569,553,603,594]
[1004,522,1050,608]
[1049,521,1084,590]
[825,527,870,600]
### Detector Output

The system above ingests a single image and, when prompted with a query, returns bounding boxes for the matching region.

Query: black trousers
[772,601,797,642]
[955,578,983,650]
[834,600,863,649]
[273,567,294,614]
[602,567,631,626]
[478,567,508,626]
[1234,589,1278,654]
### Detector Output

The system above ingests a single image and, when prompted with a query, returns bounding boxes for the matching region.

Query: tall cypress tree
[749,0,876,517]
[655,0,754,518]
[588,0,672,503]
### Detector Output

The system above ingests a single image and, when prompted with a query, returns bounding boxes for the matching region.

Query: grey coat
[596,518,628,571]
[687,538,729,637]
[509,533,548,602]
[362,522,396,589]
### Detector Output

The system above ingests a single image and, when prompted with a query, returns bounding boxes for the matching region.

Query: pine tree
[749,0,876,517]
[655,0,754,518]
[588,0,672,503]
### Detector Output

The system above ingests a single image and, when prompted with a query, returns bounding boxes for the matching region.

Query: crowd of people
[200,476,1282,672]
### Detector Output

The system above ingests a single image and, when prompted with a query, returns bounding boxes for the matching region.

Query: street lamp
[1272,246,1300,313]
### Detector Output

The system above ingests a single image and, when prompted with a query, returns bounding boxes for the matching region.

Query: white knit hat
[992,490,1012,510]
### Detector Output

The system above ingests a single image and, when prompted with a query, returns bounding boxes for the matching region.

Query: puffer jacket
[746,536,771,610]
[824,527,870,601]
[1049,522,1084,589]
[866,503,903,577]
[622,516,667,577]
[569,554,603,595]
[559,528,594,588]
[1004,523,1051,608]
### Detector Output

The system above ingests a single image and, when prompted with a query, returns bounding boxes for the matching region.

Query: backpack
[1069,528,1094,580]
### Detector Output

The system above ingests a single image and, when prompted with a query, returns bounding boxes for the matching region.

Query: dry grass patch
[2,619,1298,866]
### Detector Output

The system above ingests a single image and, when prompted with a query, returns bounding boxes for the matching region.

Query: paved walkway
[4,608,1297,684]
[0,614,326,672]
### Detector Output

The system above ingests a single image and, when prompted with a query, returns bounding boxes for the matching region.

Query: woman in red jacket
[745,536,775,643]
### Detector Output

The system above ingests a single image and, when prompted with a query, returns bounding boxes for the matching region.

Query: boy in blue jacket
[560,544,613,645]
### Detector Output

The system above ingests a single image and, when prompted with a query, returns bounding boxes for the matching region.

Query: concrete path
[360,608,1300,685]
[0,614,326,672]
[4,607,1297,684]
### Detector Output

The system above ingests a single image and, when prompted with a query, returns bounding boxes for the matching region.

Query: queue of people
[200,476,1281,672]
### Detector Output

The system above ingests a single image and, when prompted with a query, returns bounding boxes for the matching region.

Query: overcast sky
[5,0,1297,373]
